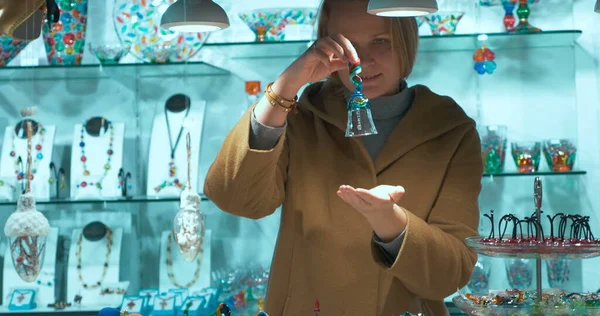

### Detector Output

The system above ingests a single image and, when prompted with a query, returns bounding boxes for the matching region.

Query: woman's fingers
[330,33,359,64]
[314,37,346,61]
[313,48,347,73]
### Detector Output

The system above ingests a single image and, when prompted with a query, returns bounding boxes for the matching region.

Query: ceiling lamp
[367,0,438,17]
[161,0,230,32]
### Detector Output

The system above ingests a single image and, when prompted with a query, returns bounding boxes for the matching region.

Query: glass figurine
[345,62,377,137]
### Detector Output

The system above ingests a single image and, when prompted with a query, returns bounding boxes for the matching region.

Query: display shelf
[483,170,587,177]
[0,61,229,83]
[0,30,581,83]
[0,171,584,207]
[0,194,208,207]
[203,30,582,58]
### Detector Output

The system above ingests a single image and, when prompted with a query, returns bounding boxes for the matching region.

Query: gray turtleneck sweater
[248,81,414,265]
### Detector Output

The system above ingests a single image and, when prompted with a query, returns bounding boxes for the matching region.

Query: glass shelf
[0,61,229,82]
[203,30,582,58]
[0,193,208,207]
[0,30,581,83]
[483,170,586,177]
[0,171,584,207]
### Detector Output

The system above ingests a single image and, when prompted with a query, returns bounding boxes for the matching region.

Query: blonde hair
[316,0,419,81]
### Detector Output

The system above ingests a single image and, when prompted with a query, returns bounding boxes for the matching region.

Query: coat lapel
[300,81,475,177]
[373,85,475,174]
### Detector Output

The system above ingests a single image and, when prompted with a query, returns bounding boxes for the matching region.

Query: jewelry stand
[0,122,55,199]
[67,226,123,307]
[146,95,205,197]
[158,230,211,293]
[70,118,125,199]
[2,227,58,307]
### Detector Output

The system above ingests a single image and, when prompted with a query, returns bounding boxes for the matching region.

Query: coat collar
[299,79,476,174]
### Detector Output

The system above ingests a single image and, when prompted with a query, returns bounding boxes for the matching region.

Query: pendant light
[367,0,438,17]
[161,0,230,32]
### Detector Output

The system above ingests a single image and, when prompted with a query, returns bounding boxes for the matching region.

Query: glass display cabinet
[0,0,597,315]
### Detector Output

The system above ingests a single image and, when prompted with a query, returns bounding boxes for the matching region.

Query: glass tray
[453,295,600,316]
[465,237,600,259]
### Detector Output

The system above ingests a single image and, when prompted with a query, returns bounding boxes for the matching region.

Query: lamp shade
[367,0,438,17]
[161,0,230,32]
[596,0,600,13]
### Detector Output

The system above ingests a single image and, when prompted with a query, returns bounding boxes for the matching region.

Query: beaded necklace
[76,226,112,289]
[166,232,201,288]
[77,120,114,190]
[154,105,190,193]
[10,123,45,181]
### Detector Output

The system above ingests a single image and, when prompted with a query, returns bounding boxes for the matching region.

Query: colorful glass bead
[81,156,87,162]
[81,182,87,188]
[10,151,15,157]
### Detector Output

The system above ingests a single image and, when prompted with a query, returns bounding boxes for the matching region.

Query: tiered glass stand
[453,177,600,315]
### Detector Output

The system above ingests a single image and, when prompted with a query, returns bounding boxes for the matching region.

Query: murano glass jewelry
[173,134,206,262]
[154,103,190,193]
[166,232,201,288]
[78,119,114,190]
[10,122,45,181]
[76,225,113,289]
[345,61,377,137]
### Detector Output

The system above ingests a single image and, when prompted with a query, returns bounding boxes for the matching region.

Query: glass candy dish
[543,139,577,172]
[423,11,464,36]
[239,8,317,42]
[453,289,600,316]
[0,34,28,67]
[89,42,131,64]
[141,44,180,64]
[114,0,209,63]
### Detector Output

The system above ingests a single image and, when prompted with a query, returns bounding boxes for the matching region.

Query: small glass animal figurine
[345,61,377,137]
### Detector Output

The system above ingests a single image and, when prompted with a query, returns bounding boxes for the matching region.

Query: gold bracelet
[265,82,298,114]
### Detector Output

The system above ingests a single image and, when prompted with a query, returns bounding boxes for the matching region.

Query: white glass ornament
[172,133,205,262]
[4,192,50,282]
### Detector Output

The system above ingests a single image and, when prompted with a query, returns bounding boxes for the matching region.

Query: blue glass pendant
[345,63,377,137]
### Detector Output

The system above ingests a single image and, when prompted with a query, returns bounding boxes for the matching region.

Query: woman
[204,0,482,314]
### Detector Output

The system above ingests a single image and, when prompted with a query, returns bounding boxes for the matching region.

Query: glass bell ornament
[345,62,377,137]
[4,192,50,282]
[173,188,206,262]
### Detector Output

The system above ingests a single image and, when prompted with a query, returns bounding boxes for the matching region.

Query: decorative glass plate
[453,295,600,316]
[465,236,600,259]
[113,0,209,63]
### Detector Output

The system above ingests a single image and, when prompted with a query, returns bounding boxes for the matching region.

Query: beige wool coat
[204,79,482,315]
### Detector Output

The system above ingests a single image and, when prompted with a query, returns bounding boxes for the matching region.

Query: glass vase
[42,0,89,65]
[468,256,491,293]
[505,258,534,289]
[479,125,507,174]
[546,260,570,290]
